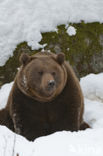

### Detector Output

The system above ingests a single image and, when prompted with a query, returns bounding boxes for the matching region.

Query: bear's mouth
[40,86,56,97]
[45,91,55,97]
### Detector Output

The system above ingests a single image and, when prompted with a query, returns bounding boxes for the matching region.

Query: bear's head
[17,52,67,102]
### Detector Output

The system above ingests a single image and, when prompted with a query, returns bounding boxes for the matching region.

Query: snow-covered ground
[0,73,103,156]
[0,0,103,66]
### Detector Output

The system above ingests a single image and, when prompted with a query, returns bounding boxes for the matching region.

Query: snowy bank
[80,73,103,102]
[0,0,103,66]
[0,73,103,155]
[0,126,103,156]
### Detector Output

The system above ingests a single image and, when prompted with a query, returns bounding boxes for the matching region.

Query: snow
[80,73,103,102]
[67,26,76,36]
[0,73,103,155]
[0,126,103,156]
[0,82,13,110]
[0,0,103,66]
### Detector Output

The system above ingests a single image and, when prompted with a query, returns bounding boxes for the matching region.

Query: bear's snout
[41,73,56,96]
[48,80,55,89]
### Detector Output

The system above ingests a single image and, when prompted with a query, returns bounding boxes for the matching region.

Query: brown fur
[0,52,90,140]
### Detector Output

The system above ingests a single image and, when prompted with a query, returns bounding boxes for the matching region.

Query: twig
[11,133,16,156]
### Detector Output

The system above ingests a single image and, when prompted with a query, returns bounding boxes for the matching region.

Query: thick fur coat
[0,52,89,141]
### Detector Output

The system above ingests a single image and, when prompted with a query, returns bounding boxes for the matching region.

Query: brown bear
[0,52,90,141]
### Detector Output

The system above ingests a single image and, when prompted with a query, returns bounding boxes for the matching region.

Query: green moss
[40,22,103,77]
[0,22,103,86]
[0,42,34,86]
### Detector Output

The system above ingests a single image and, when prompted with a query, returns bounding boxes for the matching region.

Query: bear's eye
[38,71,43,75]
[52,72,56,76]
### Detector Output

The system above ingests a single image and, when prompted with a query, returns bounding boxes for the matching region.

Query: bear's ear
[56,53,65,65]
[19,53,31,65]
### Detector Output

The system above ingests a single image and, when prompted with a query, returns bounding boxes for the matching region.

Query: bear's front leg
[12,111,23,135]
[66,104,81,131]
[12,111,44,141]
[11,110,38,140]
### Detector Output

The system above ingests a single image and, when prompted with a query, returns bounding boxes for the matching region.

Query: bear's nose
[48,80,55,88]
